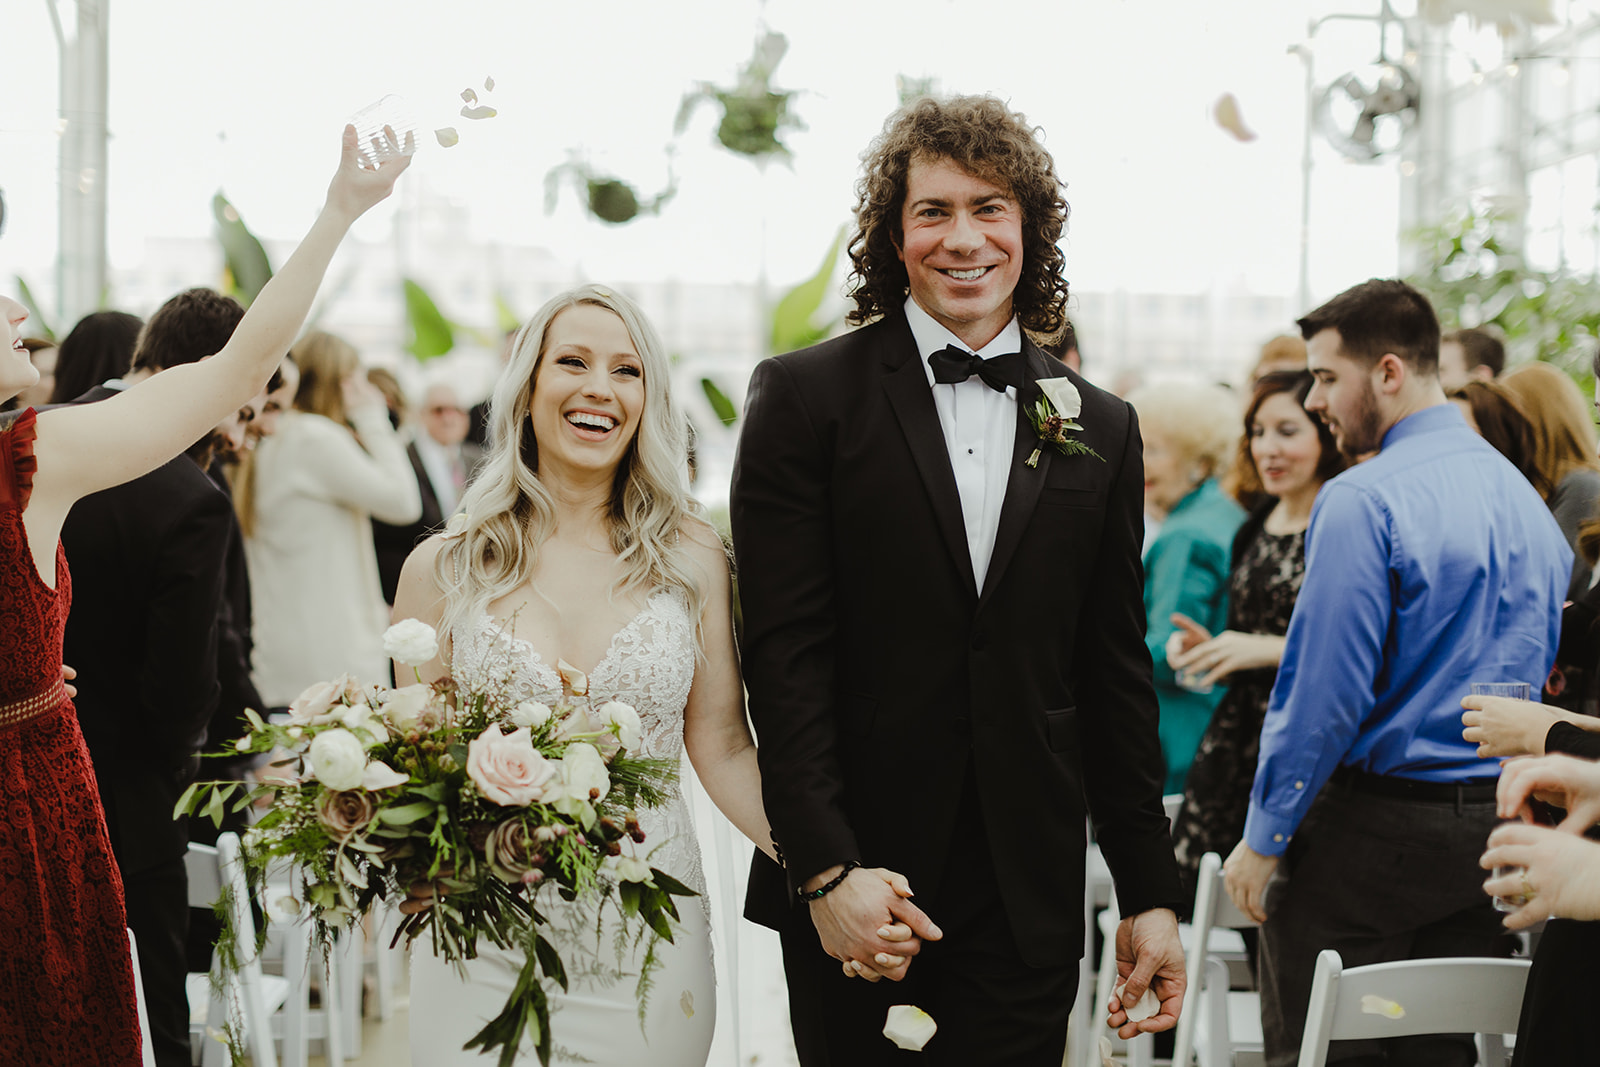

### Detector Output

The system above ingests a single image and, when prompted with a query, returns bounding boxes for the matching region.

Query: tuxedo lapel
[978,343,1058,606]
[879,323,980,599]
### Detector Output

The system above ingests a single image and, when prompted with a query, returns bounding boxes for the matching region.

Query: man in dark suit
[731,96,1185,1065]
[373,382,481,604]
[62,288,264,1067]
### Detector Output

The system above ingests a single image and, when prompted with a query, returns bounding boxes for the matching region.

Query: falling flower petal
[435,127,459,148]
[883,1005,937,1051]
[1360,994,1406,1019]
[1213,92,1257,142]
[557,659,589,697]
[1098,1036,1117,1067]
[461,105,499,121]
[485,75,495,91]
[461,88,478,106]
[680,990,695,1019]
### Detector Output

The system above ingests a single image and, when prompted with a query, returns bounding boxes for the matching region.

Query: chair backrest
[186,834,279,1067]
[185,842,223,911]
[127,928,158,1067]
[1296,950,1531,1067]
[1171,851,1260,1067]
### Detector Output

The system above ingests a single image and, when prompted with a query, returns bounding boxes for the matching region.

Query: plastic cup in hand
[349,95,418,167]
[1471,682,1532,911]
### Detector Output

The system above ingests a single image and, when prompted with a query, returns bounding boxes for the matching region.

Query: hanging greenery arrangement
[675,32,805,164]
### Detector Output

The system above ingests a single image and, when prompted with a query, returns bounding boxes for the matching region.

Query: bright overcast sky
[3,0,1407,317]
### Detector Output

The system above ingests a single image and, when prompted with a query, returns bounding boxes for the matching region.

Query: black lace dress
[1170,513,1307,902]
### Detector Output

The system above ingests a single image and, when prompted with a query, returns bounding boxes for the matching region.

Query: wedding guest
[48,308,142,404]
[1168,371,1344,900]
[0,125,407,1067]
[1501,360,1600,599]
[1224,279,1571,1066]
[246,330,420,706]
[1448,379,1549,497]
[1476,750,1600,1063]
[367,364,405,430]
[1438,326,1505,393]
[372,381,481,605]
[61,288,265,1067]
[1128,382,1245,793]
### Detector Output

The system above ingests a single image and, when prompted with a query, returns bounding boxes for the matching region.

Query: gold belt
[0,680,66,729]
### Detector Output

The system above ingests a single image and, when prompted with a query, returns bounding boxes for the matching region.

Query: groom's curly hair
[845,95,1070,340]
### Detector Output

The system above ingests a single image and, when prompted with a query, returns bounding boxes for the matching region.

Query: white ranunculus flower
[509,700,553,729]
[383,619,440,667]
[381,684,432,732]
[1038,376,1082,420]
[557,742,611,803]
[883,1005,938,1051]
[595,701,642,753]
[308,728,366,791]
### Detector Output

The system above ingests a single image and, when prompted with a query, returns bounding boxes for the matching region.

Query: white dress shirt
[413,432,466,516]
[903,296,1021,589]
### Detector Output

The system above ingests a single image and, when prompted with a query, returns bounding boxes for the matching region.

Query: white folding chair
[1171,851,1262,1067]
[1295,950,1530,1067]
[185,833,291,1067]
[127,928,158,1067]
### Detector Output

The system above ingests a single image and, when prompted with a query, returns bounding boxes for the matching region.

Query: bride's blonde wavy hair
[431,285,704,661]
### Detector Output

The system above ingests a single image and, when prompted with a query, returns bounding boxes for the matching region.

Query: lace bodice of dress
[451,588,705,897]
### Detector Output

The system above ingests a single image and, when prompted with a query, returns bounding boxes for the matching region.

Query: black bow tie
[928,345,1023,393]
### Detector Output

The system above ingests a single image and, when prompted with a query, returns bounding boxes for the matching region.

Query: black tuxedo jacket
[62,450,231,877]
[372,441,446,605]
[730,311,1181,966]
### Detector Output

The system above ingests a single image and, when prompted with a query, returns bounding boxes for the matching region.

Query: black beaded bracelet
[799,861,860,903]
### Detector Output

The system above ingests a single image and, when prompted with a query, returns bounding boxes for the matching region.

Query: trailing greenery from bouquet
[177,620,697,1067]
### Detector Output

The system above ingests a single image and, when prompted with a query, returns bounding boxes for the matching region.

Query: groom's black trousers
[778,767,1079,1066]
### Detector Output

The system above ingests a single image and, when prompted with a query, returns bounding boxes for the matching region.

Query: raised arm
[28,127,410,534]
[391,535,452,685]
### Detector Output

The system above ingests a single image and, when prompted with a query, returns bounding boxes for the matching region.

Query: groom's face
[896,154,1023,351]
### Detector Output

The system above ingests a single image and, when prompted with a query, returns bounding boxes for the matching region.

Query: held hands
[1461,695,1564,759]
[325,124,413,223]
[1480,822,1600,930]
[807,865,941,982]
[1222,840,1278,924]
[1496,753,1600,831]
[1107,908,1185,1038]
[1168,614,1285,689]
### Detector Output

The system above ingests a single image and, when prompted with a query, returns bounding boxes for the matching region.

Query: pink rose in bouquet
[467,724,556,806]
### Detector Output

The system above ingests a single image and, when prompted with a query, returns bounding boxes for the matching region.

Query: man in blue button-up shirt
[1222,279,1570,1066]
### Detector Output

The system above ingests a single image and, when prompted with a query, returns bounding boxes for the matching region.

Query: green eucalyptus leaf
[771,226,845,354]
[14,277,55,342]
[700,378,738,426]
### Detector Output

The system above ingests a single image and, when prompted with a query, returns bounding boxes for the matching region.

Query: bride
[393,285,919,1064]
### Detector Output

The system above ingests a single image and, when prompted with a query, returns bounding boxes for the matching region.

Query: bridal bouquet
[179,619,696,1067]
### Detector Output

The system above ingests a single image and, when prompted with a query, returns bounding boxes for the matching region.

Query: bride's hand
[840,867,923,982]
[324,124,412,223]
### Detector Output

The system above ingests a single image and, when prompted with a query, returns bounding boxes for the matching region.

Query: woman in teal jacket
[1129,383,1245,794]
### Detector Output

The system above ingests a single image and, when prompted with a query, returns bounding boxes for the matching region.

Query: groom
[731,95,1185,1065]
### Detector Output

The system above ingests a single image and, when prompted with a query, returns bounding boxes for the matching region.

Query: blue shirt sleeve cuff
[1243,805,1298,857]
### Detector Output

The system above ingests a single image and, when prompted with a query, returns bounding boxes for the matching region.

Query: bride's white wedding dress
[410,588,716,1065]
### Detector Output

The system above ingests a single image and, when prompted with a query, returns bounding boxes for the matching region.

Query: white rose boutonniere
[1026,376,1102,469]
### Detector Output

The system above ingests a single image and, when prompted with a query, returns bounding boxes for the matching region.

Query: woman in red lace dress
[0,128,409,1065]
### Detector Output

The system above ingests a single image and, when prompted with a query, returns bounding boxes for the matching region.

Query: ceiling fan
[1316,62,1421,161]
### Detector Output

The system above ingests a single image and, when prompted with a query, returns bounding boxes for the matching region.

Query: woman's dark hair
[845,95,1069,339]
[1450,380,1551,498]
[49,310,144,404]
[1227,369,1345,508]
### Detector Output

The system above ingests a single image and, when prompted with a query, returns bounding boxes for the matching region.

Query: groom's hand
[1108,908,1185,1038]
[806,865,942,981]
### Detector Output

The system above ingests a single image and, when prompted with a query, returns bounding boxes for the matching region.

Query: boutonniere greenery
[1025,377,1104,468]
